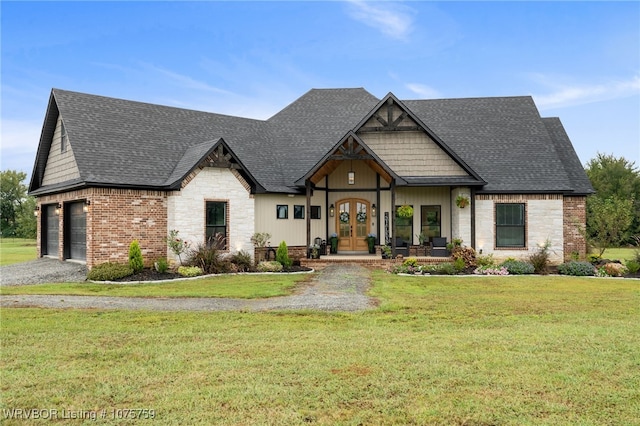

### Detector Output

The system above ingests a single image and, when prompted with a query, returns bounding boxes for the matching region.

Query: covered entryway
[64,202,86,261]
[42,204,59,256]
[336,198,370,252]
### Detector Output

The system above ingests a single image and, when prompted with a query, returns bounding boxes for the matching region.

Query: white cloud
[140,63,234,95]
[532,74,640,110]
[345,0,415,41]
[405,83,442,99]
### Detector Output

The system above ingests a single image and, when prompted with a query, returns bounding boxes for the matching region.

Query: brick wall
[36,188,167,269]
[563,196,588,260]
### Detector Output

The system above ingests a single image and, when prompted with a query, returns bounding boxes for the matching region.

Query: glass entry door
[337,199,370,252]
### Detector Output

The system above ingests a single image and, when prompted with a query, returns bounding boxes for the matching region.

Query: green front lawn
[0,273,306,299]
[0,238,37,266]
[2,272,638,425]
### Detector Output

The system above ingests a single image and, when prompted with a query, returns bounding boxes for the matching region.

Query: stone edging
[91,269,315,285]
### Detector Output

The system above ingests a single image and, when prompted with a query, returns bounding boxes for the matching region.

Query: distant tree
[1,170,36,238]
[587,196,634,256]
[585,153,640,245]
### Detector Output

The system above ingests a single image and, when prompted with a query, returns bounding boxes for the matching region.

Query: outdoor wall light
[372,204,377,217]
[34,206,40,217]
[329,204,335,217]
[83,200,91,213]
[55,203,62,215]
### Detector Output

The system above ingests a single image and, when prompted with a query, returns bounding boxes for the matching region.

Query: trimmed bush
[231,250,254,272]
[154,258,169,273]
[403,257,419,267]
[476,254,496,268]
[189,243,230,274]
[128,240,144,273]
[500,260,534,275]
[625,260,640,274]
[88,263,134,281]
[276,241,292,269]
[177,266,203,277]
[558,261,596,276]
[257,261,284,272]
[599,262,627,277]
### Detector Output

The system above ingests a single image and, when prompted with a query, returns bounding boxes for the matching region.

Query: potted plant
[455,194,470,208]
[416,232,428,246]
[366,233,376,254]
[329,233,339,254]
[397,205,414,218]
[309,244,320,259]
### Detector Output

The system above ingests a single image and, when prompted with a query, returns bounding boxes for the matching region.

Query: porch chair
[394,237,410,257]
[430,237,449,257]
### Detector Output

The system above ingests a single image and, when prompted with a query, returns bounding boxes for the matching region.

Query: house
[29,88,593,269]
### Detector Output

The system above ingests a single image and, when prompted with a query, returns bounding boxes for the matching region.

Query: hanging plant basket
[397,205,414,218]
[455,195,470,208]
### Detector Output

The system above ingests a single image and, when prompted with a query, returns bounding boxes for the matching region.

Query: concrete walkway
[0,264,376,312]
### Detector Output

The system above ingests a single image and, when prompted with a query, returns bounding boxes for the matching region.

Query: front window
[294,205,305,219]
[395,205,413,244]
[420,205,441,239]
[496,203,525,248]
[206,201,227,249]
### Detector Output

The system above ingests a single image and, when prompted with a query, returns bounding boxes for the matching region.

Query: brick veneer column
[563,196,588,260]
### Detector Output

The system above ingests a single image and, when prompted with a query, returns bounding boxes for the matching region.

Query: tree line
[1,152,639,250]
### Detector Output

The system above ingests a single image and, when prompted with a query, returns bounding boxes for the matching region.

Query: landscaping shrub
[276,241,292,269]
[436,262,457,275]
[451,246,477,268]
[476,253,496,268]
[598,262,627,277]
[473,266,509,275]
[403,257,419,267]
[529,239,551,274]
[257,261,284,272]
[230,250,254,272]
[453,257,466,273]
[558,261,596,276]
[178,266,203,277]
[500,260,534,275]
[154,257,169,273]
[87,262,134,281]
[189,243,230,274]
[128,240,144,273]
[166,229,190,265]
[625,260,640,274]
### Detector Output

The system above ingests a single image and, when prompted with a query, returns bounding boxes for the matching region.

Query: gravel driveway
[0,262,376,312]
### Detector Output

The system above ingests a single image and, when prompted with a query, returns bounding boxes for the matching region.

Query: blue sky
[2,1,639,180]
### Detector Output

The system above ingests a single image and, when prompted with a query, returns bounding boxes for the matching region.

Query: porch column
[306,180,311,256]
[391,179,396,255]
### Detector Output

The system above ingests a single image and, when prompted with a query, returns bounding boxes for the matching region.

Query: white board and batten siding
[254,193,326,247]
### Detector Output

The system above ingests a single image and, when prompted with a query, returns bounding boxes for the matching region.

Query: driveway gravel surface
[0,261,375,312]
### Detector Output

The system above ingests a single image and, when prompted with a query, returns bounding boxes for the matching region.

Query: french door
[336,199,370,252]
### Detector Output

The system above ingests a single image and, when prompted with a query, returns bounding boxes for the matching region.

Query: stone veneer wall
[563,196,588,260]
[167,167,255,264]
[475,194,565,263]
[36,188,167,269]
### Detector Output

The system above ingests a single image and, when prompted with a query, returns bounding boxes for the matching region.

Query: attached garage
[41,204,59,256]
[64,201,86,261]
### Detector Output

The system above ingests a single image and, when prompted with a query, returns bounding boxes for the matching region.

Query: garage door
[43,205,59,256]
[65,202,86,261]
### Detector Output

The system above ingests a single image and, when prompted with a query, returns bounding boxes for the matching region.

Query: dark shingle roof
[404,96,590,193]
[29,88,593,196]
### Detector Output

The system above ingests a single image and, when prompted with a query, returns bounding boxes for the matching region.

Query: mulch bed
[113,266,313,282]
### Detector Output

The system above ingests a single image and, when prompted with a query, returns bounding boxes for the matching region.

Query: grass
[0,238,37,266]
[597,247,638,263]
[0,273,305,298]
[2,272,639,425]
